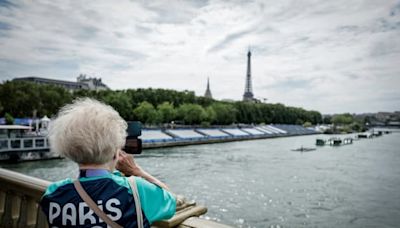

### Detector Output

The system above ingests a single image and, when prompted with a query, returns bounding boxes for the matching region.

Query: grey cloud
[0,0,16,8]
[113,25,153,40]
[103,47,147,60]
[0,58,78,80]
[343,72,360,80]
[208,28,254,53]
[151,40,185,47]
[370,39,400,57]
[246,35,317,57]
[0,21,11,36]
[376,18,400,32]
[135,25,153,34]
[390,2,400,16]
[109,63,131,70]
[73,26,100,40]
[337,25,362,34]
[81,9,104,23]
[36,47,60,55]
[0,21,10,30]
[262,77,316,91]
[295,36,310,42]
[114,32,124,38]
[142,1,208,24]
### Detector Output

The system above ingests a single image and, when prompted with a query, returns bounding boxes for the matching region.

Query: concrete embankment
[142,124,318,149]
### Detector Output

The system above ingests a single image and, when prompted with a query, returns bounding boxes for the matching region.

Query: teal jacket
[40,170,176,227]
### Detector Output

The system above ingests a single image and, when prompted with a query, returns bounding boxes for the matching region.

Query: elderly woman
[40,98,176,227]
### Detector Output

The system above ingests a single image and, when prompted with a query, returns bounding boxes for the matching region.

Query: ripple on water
[293,213,309,218]
[310,206,333,211]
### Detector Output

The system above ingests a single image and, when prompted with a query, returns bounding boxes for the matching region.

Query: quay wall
[142,124,319,149]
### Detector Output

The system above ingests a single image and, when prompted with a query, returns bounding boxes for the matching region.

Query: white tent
[40,115,50,129]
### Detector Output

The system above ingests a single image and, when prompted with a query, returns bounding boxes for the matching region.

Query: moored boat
[327,137,342,146]
[342,137,353,145]
[0,125,59,162]
[316,138,326,146]
[358,132,372,138]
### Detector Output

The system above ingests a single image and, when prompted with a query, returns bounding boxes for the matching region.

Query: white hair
[48,98,127,164]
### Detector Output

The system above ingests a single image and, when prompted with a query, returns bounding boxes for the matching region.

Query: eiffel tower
[243,49,254,101]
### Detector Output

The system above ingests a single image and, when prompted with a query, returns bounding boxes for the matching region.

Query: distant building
[243,49,255,102]
[13,74,109,91]
[13,76,88,90]
[375,112,393,122]
[204,77,212,99]
[77,74,109,91]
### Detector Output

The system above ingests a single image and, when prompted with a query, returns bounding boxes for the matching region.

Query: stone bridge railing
[0,168,230,228]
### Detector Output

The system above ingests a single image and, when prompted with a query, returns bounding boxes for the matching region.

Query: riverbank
[141,124,318,149]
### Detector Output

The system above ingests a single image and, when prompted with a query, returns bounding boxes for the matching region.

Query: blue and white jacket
[40,170,176,227]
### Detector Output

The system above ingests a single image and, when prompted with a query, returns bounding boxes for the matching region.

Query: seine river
[2,133,400,227]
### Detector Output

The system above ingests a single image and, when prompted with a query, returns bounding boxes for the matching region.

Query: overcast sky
[0,0,399,114]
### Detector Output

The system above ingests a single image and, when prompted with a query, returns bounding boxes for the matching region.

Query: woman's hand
[116,150,142,176]
[116,150,170,190]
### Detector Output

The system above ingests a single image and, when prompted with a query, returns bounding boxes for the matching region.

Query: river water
[2,133,400,227]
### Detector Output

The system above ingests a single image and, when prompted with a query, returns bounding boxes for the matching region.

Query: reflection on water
[2,133,400,227]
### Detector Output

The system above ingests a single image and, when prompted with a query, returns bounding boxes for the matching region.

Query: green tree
[133,101,157,124]
[332,113,353,125]
[176,104,207,125]
[323,115,332,124]
[38,85,72,116]
[157,102,176,123]
[210,103,236,125]
[100,91,133,120]
[0,81,73,117]
[235,102,259,124]
[4,113,14,124]
[309,111,323,124]
[205,106,216,123]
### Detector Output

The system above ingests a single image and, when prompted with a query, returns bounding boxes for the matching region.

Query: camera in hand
[124,121,142,154]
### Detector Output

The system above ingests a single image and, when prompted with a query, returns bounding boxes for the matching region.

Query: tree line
[0,81,322,126]
[322,113,366,133]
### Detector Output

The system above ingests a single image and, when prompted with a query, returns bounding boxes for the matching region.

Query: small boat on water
[0,125,58,162]
[291,146,316,152]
